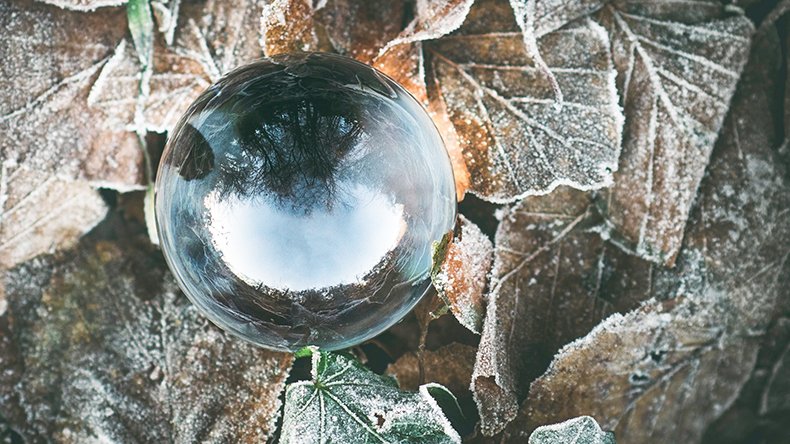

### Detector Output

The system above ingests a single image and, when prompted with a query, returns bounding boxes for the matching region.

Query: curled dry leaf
[380,0,475,52]
[471,187,654,436]
[506,27,790,444]
[432,215,492,334]
[0,0,144,270]
[426,0,623,203]
[0,228,293,442]
[597,1,753,265]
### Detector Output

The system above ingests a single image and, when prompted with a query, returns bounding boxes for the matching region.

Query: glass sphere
[155,52,456,352]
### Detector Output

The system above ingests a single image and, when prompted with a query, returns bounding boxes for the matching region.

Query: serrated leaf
[0,226,293,442]
[471,187,655,435]
[597,1,753,265]
[506,27,790,444]
[0,0,144,269]
[281,350,461,444]
[427,2,623,203]
[528,416,615,444]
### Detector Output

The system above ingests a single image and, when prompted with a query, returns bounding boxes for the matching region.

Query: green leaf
[281,351,461,444]
[126,0,154,68]
[529,416,615,444]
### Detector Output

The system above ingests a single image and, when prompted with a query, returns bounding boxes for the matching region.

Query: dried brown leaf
[506,27,790,443]
[0,0,145,269]
[314,0,406,63]
[261,0,320,56]
[89,0,270,134]
[598,1,753,265]
[471,187,655,435]
[433,215,493,334]
[380,0,475,52]
[387,342,477,395]
[0,167,107,269]
[0,229,293,443]
[427,3,623,203]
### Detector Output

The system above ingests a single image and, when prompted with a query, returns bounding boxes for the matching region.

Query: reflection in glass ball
[155,53,456,351]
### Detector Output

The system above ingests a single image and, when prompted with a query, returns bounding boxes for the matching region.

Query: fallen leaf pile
[1,0,788,442]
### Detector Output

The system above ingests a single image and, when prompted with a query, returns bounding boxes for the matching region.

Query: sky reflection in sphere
[155,53,456,351]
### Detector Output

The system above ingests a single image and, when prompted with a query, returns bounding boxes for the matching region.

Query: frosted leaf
[471,187,655,436]
[386,342,477,396]
[0,167,107,269]
[35,0,127,12]
[371,0,476,198]
[597,1,753,265]
[531,0,607,37]
[261,0,321,56]
[313,0,406,63]
[151,0,181,45]
[0,0,145,269]
[280,350,461,443]
[528,416,615,444]
[88,0,269,134]
[506,28,790,443]
[0,231,293,442]
[426,6,623,203]
[432,215,492,334]
[379,0,475,52]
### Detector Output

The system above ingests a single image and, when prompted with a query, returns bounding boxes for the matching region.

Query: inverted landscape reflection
[155,53,456,351]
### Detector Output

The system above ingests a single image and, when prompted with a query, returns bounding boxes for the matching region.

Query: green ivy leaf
[281,350,461,443]
[529,416,615,444]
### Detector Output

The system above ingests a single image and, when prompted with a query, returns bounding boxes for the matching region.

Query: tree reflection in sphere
[155,53,457,351]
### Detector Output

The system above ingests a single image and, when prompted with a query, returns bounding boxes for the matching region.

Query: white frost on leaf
[597,1,753,265]
[528,416,615,444]
[428,15,623,203]
[432,215,492,334]
[281,350,461,444]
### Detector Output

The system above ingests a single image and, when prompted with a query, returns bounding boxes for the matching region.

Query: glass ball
[155,52,456,352]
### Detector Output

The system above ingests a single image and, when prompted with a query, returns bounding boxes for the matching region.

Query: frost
[504,28,790,443]
[386,343,476,396]
[379,0,475,53]
[0,0,144,269]
[427,2,623,203]
[280,350,461,443]
[261,0,320,56]
[0,167,107,269]
[528,416,615,444]
[432,215,492,334]
[471,187,655,436]
[597,1,753,265]
[0,228,293,442]
[36,0,127,12]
